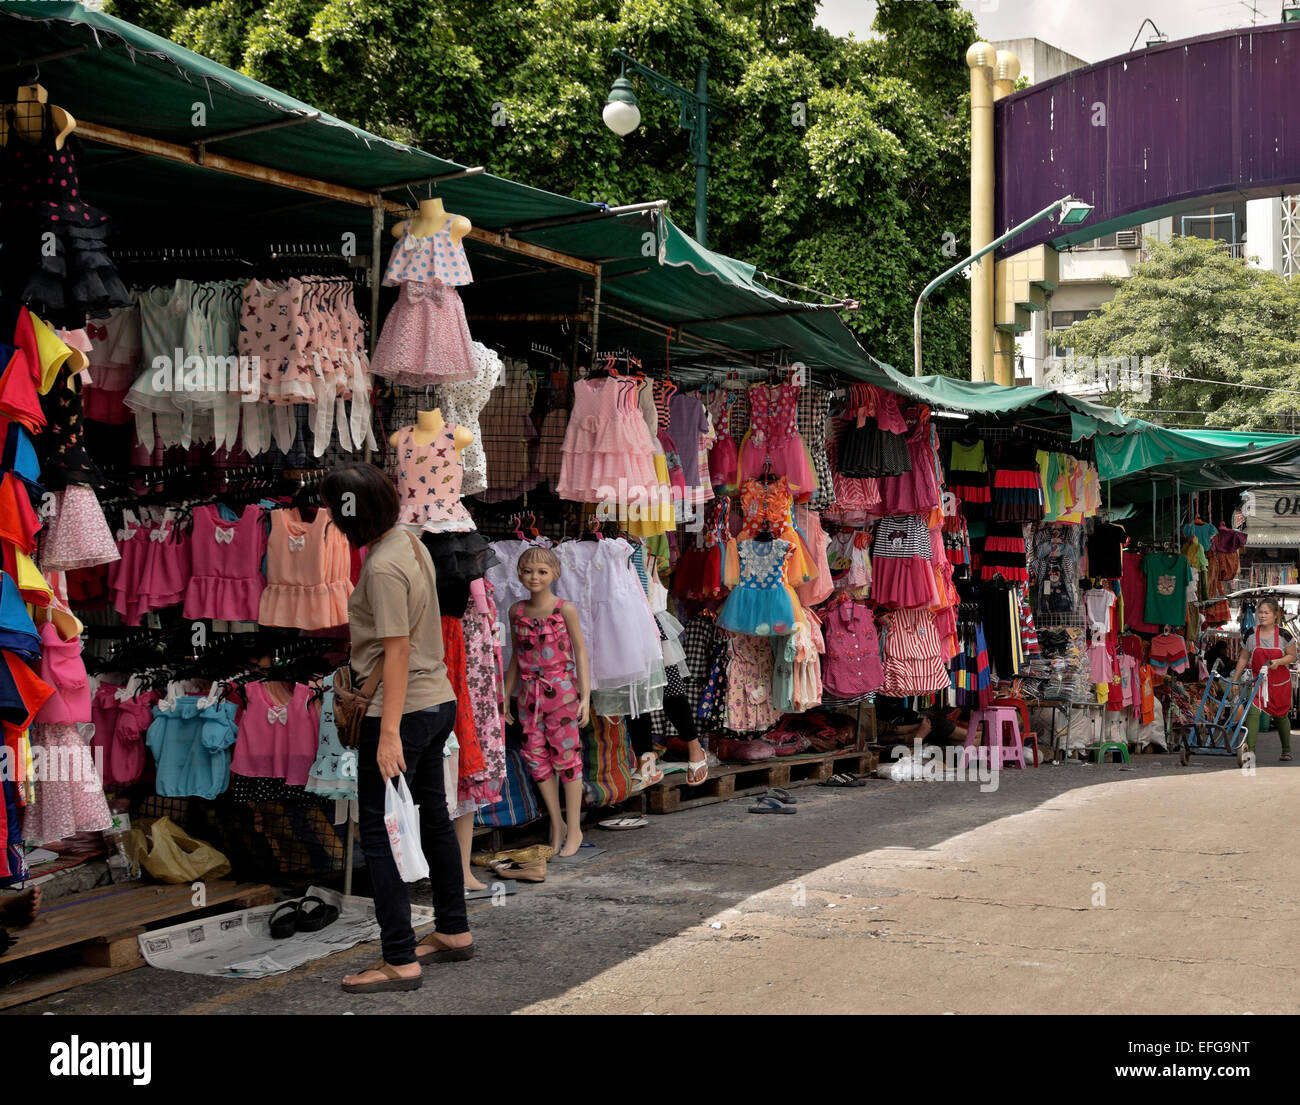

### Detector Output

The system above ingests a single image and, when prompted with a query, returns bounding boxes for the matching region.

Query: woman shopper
[1232,598,1297,762]
[321,463,473,994]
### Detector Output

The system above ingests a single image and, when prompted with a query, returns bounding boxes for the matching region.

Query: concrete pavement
[6,752,1295,1015]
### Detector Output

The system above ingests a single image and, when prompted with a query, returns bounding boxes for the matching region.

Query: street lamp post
[603,48,729,248]
[913,195,1093,376]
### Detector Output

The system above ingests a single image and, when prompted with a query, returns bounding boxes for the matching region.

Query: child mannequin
[504,547,591,856]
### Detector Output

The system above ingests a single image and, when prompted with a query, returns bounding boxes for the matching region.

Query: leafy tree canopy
[106,0,978,374]
[1044,235,1300,431]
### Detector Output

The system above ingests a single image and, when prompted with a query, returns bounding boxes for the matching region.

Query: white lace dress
[433,342,503,495]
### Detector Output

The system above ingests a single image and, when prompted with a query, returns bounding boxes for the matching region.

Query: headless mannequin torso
[392,198,472,246]
[390,408,475,452]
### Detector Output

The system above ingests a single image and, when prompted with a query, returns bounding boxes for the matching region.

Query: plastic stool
[962,706,1026,770]
[1091,741,1130,764]
[991,696,1041,767]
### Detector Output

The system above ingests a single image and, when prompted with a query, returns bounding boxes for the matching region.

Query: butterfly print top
[396,423,476,533]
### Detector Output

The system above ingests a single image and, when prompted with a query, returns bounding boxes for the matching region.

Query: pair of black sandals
[269,895,340,939]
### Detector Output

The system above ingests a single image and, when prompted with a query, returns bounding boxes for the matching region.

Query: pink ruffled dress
[258,508,352,630]
[184,503,267,621]
[557,376,658,503]
[736,383,818,499]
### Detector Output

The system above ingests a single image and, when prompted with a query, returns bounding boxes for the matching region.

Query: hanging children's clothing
[821,597,883,698]
[947,436,989,517]
[184,503,267,622]
[557,376,657,503]
[725,631,781,732]
[837,383,910,477]
[878,407,941,516]
[91,684,157,788]
[737,476,812,584]
[382,224,474,287]
[305,689,358,802]
[718,538,800,637]
[230,682,320,789]
[258,507,352,630]
[432,342,503,495]
[951,618,992,708]
[735,382,817,498]
[1084,587,1116,683]
[706,390,739,491]
[870,513,939,609]
[879,607,950,697]
[977,520,1028,583]
[146,694,239,799]
[393,422,476,533]
[460,577,507,802]
[797,384,834,512]
[794,505,834,607]
[989,442,1044,522]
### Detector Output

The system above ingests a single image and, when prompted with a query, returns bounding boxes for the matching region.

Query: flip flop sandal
[269,900,303,939]
[819,773,856,788]
[748,795,797,814]
[766,787,797,805]
[341,962,423,994]
[686,760,709,786]
[637,754,665,786]
[1282,753,1294,761]
[416,935,476,962]
[295,895,340,933]
[597,815,648,830]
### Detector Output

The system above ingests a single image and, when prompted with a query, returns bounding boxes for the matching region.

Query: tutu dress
[736,383,818,499]
[718,538,801,637]
[738,477,813,585]
[556,376,657,504]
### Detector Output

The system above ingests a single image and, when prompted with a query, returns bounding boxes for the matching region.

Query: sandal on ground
[341,962,423,993]
[1282,752,1294,761]
[295,895,340,933]
[748,795,797,814]
[819,773,857,788]
[269,900,303,939]
[415,934,475,963]
[597,815,648,830]
[766,787,797,805]
[686,759,709,786]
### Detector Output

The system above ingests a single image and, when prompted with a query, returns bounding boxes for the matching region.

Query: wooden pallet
[0,879,273,1010]
[646,748,878,814]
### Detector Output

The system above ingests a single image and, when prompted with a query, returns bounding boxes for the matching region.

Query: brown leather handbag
[333,531,427,748]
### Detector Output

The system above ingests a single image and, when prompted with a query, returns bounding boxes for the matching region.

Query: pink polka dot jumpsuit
[510,600,583,783]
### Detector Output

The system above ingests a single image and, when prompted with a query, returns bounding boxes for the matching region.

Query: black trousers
[356,701,468,965]
[626,692,700,758]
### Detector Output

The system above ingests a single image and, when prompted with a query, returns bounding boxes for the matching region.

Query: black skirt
[838,418,911,478]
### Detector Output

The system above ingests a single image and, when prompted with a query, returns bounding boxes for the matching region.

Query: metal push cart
[1179,663,1265,766]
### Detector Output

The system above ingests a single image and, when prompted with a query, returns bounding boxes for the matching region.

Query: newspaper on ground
[138,884,435,979]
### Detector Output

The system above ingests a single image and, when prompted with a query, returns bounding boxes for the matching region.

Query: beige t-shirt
[348,528,455,716]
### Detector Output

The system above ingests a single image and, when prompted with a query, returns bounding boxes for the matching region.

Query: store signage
[1244,488,1300,546]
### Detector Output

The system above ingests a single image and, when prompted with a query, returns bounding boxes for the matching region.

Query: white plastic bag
[383,776,429,882]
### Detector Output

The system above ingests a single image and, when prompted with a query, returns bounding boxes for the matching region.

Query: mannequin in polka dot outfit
[0,84,130,317]
[370,198,477,384]
[503,547,591,857]
[384,198,474,287]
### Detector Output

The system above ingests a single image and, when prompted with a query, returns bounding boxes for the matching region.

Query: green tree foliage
[106,0,977,374]
[1044,235,1300,429]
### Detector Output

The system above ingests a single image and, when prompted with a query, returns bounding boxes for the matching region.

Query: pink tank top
[231,681,319,786]
[395,423,475,533]
[257,508,352,630]
[184,504,267,622]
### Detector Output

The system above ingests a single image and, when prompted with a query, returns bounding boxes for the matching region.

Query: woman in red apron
[1233,600,1297,760]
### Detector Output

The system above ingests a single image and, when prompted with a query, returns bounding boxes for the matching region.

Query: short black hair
[320,462,399,547]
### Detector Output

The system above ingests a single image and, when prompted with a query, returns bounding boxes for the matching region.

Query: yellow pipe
[967,42,996,383]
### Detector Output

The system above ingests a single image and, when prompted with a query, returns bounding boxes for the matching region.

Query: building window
[1047,309,1099,361]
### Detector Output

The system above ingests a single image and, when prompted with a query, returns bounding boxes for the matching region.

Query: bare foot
[559,829,583,857]
[464,874,488,892]
[549,833,564,856]
[686,740,707,785]
[342,961,421,986]
[415,931,473,959]
[0,885,40,927]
